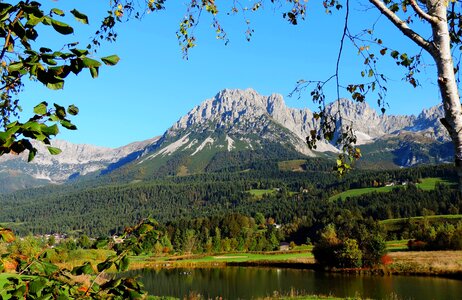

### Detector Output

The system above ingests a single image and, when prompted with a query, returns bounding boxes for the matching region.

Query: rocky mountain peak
[417,103,444,120]
[0,138,159,183]
[170,88,275,133]
[0,88,450,192]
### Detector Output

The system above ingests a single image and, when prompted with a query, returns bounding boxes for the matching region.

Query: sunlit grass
[381,214,462,225]
[385,240,408,252]
[278,160,306,172]
[174,252,313,263]
[329,186,398,201]
[330,177,456,201]
[417,177,457,190]
[247,189,277,196]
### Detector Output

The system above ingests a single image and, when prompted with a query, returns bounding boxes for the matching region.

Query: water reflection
[129,267,462,299]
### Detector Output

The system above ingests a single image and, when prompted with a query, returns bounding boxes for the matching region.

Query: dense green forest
[0,159,457,239]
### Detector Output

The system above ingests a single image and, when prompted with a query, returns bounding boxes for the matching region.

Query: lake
[130,267,462,299]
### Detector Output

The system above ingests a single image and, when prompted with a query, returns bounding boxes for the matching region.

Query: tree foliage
[0,218,159,299]
[0,1,120,158]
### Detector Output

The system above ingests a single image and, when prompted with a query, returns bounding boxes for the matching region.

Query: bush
[362,235,387,267]
[408,220,462,250]
[338,238,362,268]
[313,224,387,269]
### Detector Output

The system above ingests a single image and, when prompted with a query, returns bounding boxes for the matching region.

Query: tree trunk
[427,0,462,193]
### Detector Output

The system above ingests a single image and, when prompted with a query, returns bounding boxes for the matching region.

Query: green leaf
[26,28,38,41]
[26,14,43,26]
[95,239,108,249]
[72,262,94,275]
[67,105,79,116]
[70,58,83,75]
[47,79,64,90]
[70,9,89,24]
[97,260,113,272]
[0,4,12,19]
[40,47,52,53]
[82,57,101,68]
[42,262,59,275]
[42,16,52,25]
[100,278,122,290]
[29,278,47,295]
[41,124,59,136]
[33,101,48,115]
[60,120,77,130]
[51,19,74,35]
[101,55,120,66]
[43,57,57,66]
[8,61,23,72]
[49,115,59,122]
[118,255,129,272]
[138,223,154,234]
[90,67,99,78]
[12,21,26,39]
[70,48,89,57]
[47,146,62,155]
[28,148,37,162]
[54,104,66,119]
[51,8,65,16]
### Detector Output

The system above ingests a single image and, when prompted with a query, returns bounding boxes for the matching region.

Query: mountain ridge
[0,88,452,191]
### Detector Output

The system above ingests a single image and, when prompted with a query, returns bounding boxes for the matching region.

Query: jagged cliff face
[143,88,450,170]
[0,88,452,190]
[167,88,333,153]
[167,88,446,151]
[0,138,159,184]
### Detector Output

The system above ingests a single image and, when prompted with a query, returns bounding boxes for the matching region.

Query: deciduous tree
[0,1,119,159]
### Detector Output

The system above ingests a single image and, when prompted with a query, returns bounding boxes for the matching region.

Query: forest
[0,160,457,243]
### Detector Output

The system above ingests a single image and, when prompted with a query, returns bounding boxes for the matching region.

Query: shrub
[338,238,362,268]
[313,224,387,269]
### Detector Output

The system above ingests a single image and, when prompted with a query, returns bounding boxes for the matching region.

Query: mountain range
[0,88,453,192]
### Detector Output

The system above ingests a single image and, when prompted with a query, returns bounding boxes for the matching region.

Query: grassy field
[278,160,306,172]
[129,250,315,270]
[329,186,398,201]
[385,240,408,252]
[247,189,277,198]
[176,252,313,263]
[389,250,462,275]
[330,177,455,201]
[380,214,462,234]
[417,177,457,190]
[381,214,462,225]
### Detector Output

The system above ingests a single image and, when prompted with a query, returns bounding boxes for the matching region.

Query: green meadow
[330,177,455,201]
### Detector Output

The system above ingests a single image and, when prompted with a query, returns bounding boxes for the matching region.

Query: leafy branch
[0,218,159,299]
[0,2,120,159]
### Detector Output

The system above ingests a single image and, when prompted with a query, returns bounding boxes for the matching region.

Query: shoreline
[127,250,462,280]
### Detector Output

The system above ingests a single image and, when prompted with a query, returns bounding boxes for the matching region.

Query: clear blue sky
[19,0,441,148]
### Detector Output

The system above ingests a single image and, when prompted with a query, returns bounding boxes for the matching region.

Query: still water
[130,267,462,299]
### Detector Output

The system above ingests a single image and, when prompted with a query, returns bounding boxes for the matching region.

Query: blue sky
[19,1,441,148]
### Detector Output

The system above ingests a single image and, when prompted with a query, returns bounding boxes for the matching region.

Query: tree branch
[409,0,438,24]
[0,10,23,62]
[368,0,434,54]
